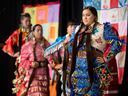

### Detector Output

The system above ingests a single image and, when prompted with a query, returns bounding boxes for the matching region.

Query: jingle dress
[2,28,31,96]
[67,23,124,96]
[20,37,57,96]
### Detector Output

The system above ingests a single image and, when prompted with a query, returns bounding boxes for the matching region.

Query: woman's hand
[31,61,39,68]
[96,57,108,64]
[13,52,20,57]
[55,63,63,70]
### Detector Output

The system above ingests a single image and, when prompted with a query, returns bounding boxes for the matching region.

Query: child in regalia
[44,19,78,96]
[59,19,79,96]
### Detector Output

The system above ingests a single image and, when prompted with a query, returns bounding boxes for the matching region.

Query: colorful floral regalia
[67,22,124,96]
[20,37,57,96]
[2,26,31,96]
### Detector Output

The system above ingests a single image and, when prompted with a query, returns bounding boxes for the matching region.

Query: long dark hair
[67,6,98,95]
[63,19,79,96]
[32,24,42,31]
[63,46,69,96]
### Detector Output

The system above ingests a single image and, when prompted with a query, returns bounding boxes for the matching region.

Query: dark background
[0,0,127,96]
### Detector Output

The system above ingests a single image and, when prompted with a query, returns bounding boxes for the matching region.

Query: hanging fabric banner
[23,1,60,44]
[83,0,128,85]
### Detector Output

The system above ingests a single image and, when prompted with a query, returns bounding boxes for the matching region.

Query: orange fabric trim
[49,81,57,96]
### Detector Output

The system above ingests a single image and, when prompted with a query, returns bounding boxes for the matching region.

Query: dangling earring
[32,36,36,41]
[22,27,25,32]
[67,31,69,33]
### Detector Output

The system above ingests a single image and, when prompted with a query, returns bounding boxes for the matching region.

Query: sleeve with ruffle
[2,30,19,56]
[103,26,119,60]
[103,24,124,61]
[20,42,31,70]
[44,37,57,68]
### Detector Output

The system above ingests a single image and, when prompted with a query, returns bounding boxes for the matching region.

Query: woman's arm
[44,37,58,68]
[103,24,123,62]
[2,30,19,56]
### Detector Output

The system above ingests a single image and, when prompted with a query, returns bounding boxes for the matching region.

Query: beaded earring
[32,36,36,41]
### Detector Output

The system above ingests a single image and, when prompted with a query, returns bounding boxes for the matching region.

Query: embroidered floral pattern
[95,37,103,44]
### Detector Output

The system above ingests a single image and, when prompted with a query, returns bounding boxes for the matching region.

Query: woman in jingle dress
[2,13,32,96]
[20,24,61,96]
[67,6,124,96]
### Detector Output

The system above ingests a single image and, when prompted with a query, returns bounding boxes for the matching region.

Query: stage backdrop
[83,0,127,84]
[23,1,60,44]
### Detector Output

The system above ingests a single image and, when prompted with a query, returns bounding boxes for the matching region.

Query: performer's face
[21,17,31,29]
[82,9,96,26]
[67,25,75,35]
[33,26,43,40]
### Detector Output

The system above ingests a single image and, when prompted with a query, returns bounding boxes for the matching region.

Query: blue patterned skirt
[71,58,104,96]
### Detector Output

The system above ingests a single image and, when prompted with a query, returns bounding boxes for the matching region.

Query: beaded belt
[38,61,46,68]
[77,50,103,58]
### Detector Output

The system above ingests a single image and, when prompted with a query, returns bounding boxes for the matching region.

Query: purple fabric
[48,4,60,23]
